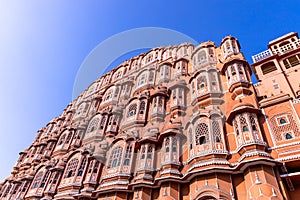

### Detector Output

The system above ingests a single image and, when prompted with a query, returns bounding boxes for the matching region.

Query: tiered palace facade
[1,32,300,200]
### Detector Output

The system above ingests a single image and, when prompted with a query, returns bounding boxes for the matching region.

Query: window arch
[108,147,123,168]
[195,123,209,145]
[64,158,79,178]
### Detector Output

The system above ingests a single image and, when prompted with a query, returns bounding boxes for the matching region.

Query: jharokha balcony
[252,38,300,63]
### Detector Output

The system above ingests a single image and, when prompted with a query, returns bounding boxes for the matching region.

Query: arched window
[99,115,107,130]
[127,103,137,117]
[286,133,293,140]
[64,158,79,178]
[31,172,43,188]
[77,157,87,176]
[165,137,170,152]
[212,120,221,143]
[197,76,207,89]
[51,172,60,184]
[250,115,257,131]
[195,123,209,145]
[172,137,177,152]
[123,145,132,166]
[108,147,122,168]
[138,72,147,86]
[148,71,154,82]
[105,89,113,101]
[87,117,100,133]
[2,184,11,197]
[39,171,50,188]
[158,97,163,107]
[93,161,99,173]
[231,65,236,76]
[240,116,248,132]
[65,132,73,144]
[197,50,207,64]
[139,101,146,114]
[141,146,146,159]
[147,146,153,159]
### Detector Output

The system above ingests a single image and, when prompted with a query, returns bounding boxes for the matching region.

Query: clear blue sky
[0,0,299,181]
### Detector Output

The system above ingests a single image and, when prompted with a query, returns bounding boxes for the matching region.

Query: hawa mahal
[1,32,300,200]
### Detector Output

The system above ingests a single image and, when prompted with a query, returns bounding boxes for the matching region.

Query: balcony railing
[252,39,300,63]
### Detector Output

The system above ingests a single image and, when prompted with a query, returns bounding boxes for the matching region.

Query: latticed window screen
[212,120,221,142]
[40,171,50,188]
[198,50,207,63]
[127,103,137,117]
[105,90,113,101]
[141,146,146,159]
[165,137,170,152]
[65,132,73,143]
[32,172,43,188]
[108,147,123,168]
[94,161,100,173]
[87,117,100,133]
[233,119,239,135]
[64,158,79,178]
[195,123,209,145]
[149,71,154,82]
[77,157,87,176]
[3,184,12,197]
[99,115,107,130]
[147,146,153,159]
[231,65,236,75]
[139,101,146,114]
[124,145,132,166]
[114,87,119,98]
[197,76,207,89]
[239,116,249,132]
[250,114,257,131]
[270,113,300,141]
[172,137,177,152]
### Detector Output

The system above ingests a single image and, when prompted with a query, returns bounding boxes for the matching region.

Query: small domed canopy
[227,102,261,124]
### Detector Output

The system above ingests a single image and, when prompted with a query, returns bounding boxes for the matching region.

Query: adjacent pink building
[1,32,300,200]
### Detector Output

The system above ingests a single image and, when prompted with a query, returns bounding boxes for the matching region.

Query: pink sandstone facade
[1,32,300,200]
